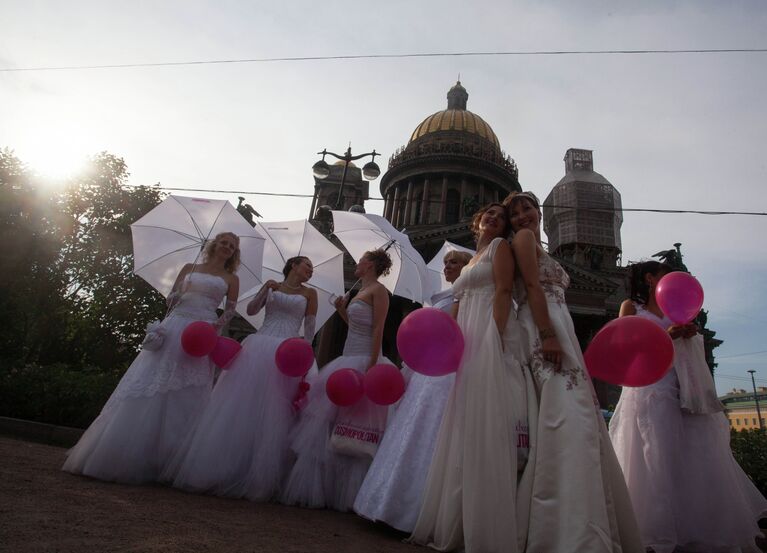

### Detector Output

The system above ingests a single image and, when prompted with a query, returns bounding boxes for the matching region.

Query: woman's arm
[303,288,319,338]
[491,239,514,338]
[451,301,459,320]
[368,284,390,370]
[334,294,350,325]
[619,299,636,317]
[215,274,240,330]
[167,263,194,308]
[246,279,279,315]
[512,230,563,368]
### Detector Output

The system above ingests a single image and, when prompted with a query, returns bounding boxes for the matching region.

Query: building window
[736,418,741,425]
[754,418,758,425]
[445,189,460,224]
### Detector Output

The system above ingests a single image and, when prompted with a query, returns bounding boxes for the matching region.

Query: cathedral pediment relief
[555,257,622,295]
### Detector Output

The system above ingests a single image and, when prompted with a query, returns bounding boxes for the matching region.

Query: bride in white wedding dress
[63,232,240,484]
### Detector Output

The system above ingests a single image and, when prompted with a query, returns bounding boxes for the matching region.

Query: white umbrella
[425,241,476,304]
[235,219,345,337]
[331,211,429,304]
[130,195,266,298]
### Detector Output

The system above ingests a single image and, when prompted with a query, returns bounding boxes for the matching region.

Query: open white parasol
[130,195,266,298]
[235,219,345,337]
[330,211,429,304]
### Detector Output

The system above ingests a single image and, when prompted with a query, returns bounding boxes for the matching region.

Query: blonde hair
[203,232,240,273]
[443,250,472,266]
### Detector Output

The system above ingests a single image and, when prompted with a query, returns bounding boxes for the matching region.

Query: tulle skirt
[280,354,392,512]
[62,314,215,484]
[353,371,455,532]
[610,374,767,552]
[164,332,314,501]
[63,386,213,484]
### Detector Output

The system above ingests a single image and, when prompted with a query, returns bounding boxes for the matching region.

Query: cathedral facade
[307,82,717,408]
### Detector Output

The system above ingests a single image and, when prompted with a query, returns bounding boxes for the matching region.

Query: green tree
[0,148,73,364]
[58,152,166,367]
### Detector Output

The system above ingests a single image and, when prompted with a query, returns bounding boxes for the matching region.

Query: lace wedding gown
[609,303,767,552]
[410,237,534,553]
[62,272,225,484]
[515,253,643,553]
[280,299,393,512]
[353,289,458,532]
[165,291,316,501]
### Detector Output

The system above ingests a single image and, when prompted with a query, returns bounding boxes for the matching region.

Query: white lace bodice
[260,291,307,338]
[513,252,570,306]
[343,300,378,357]
[172,272,229,323]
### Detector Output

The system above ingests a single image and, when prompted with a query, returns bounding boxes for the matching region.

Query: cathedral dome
[407,81,501,152]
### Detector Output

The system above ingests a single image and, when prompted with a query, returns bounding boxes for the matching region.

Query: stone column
[392,186,401,227]
[479,180,485,206]
[405,180,414,227]
[460,176,468,219]
[420,177,430,225]
[440,175,448,223]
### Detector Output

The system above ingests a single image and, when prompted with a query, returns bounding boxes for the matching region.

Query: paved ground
[0,436,415,553]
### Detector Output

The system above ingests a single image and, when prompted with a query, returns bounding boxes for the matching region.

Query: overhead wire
[123,184,767,216]
[3,48,767,73]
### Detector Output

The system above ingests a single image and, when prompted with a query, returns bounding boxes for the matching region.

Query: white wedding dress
[410,237,534,553]
[353,289,457,532]
[165,291,316,501]
[280,299,393,512]
[515,253,643,553]
[62,272,225,484]
[609,303,767,552]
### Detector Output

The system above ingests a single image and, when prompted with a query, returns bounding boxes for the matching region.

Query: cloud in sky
[2,0,766,392]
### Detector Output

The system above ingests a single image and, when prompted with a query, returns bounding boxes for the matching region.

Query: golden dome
[409,108,500,150]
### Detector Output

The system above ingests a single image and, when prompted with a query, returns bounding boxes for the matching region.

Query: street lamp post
[312,147,381,210]
[747,369,764,430]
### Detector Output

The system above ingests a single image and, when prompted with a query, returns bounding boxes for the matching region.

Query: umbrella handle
[327,278,362,307]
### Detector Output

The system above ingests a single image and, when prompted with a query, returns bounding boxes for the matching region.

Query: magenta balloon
[326,368,364,406]
[181,321,218,357]
[655,271,704,324]
[584,316,674,387]
[397,308,464,377]
[275,338,314,377]
[363,364,406,406]
[209,336,242,369]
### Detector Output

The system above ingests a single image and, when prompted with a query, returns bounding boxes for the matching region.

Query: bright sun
[24,142,88,181]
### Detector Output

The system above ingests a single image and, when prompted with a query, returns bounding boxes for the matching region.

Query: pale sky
[2,0,766,394]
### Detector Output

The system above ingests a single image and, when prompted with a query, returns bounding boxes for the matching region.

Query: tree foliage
[730,428,767,496]
[0,148,165,372]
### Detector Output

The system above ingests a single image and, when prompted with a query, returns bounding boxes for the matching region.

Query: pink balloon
[326,368,364,406]
[275,338,314,377]
[209,336,242,369]
[656,271,704,324]
[363,364,406,406]
[181,321,218,357]
[397,308,464,377]
[584,316,674,387]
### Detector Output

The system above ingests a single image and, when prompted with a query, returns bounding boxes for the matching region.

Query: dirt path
[0,436,416,553]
